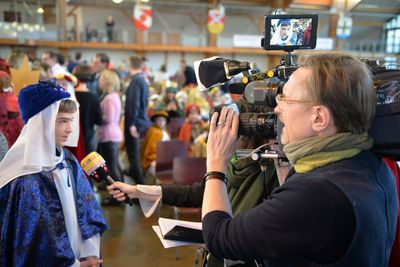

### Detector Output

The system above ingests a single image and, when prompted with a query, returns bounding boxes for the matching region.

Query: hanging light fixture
[37,7,44,13]
[112,0,124,3]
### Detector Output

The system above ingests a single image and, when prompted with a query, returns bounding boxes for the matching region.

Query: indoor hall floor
[99,194,202,267]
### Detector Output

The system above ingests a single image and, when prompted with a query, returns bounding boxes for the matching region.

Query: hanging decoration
[133,4,153,31]
[207,5,225,35]
[336,13,353,40]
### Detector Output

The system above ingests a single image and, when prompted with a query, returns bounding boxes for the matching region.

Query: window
[385,15,400,54]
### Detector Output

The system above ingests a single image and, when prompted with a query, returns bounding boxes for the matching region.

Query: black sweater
[202,151,397,266]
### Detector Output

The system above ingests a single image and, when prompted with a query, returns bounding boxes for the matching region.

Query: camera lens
[238,112,277,139]
[264,80,285,108]
[244,79,285,108]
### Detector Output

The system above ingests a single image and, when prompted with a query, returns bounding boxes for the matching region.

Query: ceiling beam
[353,7,400,14]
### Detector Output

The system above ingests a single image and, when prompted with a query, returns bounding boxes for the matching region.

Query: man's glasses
[275,93,313,106]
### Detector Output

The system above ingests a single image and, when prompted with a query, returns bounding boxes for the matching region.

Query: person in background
[153,64,169,83]
[73,65,103,154]
[180,59,197,87]
[105,15,115,42]
[39,63,53,80]
[125,56,151,184]
[0,80,107,266]
[97,69,123,181]
[179,104,205,156]
[67,52,83,73]
[155,86,184,118]
[41,51,66,75]
[89,53,110,96]
[0,66,23,148]
[147,94,161,118]
[141,56,152,85]
[140,111,170,181]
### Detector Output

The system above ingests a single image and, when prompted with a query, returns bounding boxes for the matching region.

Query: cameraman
[202,52,398,266]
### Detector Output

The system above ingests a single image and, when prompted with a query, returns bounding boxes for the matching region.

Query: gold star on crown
[10,55,40,96]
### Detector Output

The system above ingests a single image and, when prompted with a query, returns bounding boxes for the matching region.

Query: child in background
[141,111,170,180]
[179,104,205,156]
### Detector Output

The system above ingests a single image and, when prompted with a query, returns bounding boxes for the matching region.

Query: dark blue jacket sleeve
[125,78,138,129]
[124,74,150,132]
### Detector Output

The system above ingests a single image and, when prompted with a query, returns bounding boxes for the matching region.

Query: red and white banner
[133,5,152,31]
[207,5,225,35]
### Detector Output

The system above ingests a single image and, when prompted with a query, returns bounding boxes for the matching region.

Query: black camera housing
[262,14,318,52]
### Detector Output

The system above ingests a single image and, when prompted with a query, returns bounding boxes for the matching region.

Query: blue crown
[18,79,71,124]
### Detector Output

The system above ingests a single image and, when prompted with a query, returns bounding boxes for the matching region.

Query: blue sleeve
[125,79,136,128]
[0,177,75,267]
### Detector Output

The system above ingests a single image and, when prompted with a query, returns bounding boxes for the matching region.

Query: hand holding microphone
[80,152,133,206]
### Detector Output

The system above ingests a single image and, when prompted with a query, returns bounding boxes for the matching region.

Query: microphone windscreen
[194,56,229,91]
[80,152,105,176]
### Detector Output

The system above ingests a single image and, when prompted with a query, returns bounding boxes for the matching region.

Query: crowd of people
[0,50,398,267]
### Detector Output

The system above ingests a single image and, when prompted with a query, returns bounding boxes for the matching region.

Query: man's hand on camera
[206,106,239,173]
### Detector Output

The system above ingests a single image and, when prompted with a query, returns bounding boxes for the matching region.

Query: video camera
[195,13,318,140]
[195,13,400,161]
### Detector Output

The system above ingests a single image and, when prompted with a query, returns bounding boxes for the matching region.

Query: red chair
[385,159,400,267]
[172,157,207,261]
[155,140,188,185]
[172,157,207,221]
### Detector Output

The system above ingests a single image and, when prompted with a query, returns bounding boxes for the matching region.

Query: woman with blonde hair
[97,69,123,192]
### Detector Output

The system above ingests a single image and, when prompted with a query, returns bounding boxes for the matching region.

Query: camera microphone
[225,60,254,78]
[80,152,133,206]
[194,56,254,91]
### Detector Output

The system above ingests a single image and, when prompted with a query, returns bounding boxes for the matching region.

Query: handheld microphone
[80,152,133,206]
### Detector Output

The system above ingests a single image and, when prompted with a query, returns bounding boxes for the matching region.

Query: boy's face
[55,112,74,147]
[154,116,167,129]
[280,24,291,38]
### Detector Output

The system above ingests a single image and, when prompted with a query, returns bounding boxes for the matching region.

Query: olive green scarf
[283,132,373,173]
[227,156,278,215]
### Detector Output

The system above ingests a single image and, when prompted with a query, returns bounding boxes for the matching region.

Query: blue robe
[0,149,108,267]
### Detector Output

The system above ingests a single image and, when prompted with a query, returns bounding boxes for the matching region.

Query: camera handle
[235,148,289,199]
[259,159,270,199]
[281,52,295,66]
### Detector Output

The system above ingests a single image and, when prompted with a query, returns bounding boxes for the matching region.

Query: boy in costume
[0,79,107,267]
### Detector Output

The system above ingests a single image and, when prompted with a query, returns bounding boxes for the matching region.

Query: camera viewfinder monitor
[263,14,318,52]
